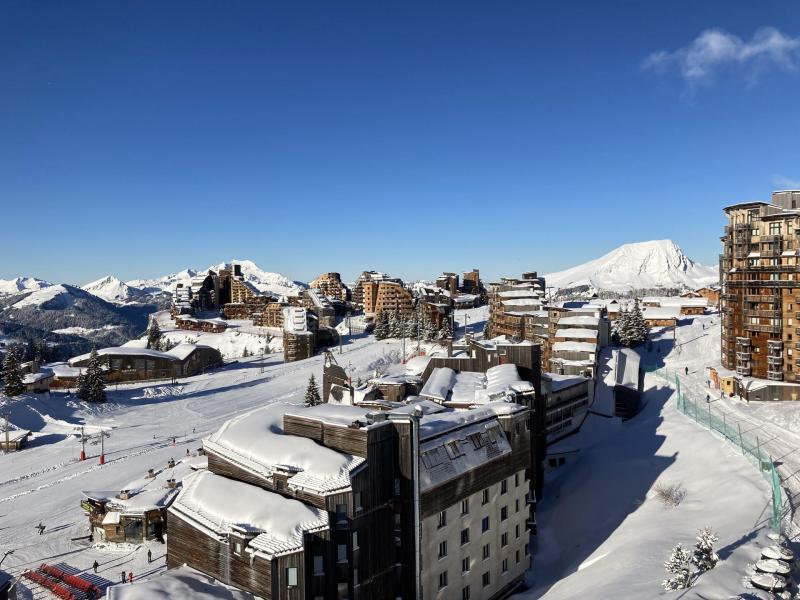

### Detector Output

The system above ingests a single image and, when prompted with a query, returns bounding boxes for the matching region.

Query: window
[335,504,347,523]
[337,582,348,599]
[516,549,520,564]
[337,544,348,563]
[438,571,448,590]
[438,510,447,529]
[501,532,508,547]
[438,541,448,559]
[502,558,508,573]
[515,524,520,539]
[394,477,401,496]
[515,499,520,513]
[482,544,490,560]
[481,517,490,533]
[353,568,358,585]
[482,489,490,505]
[462,585,471,600]
[501,506,508,521]
[313,555,324,575]
[501,480,508,494]
[234,542,242,554]
[461,498,469,515]
[482,572,490,587]
[524,543,529,556]
[352,531,359,550]
[462,557,470,573]
[354,492,362,511]
[461,528,470,545]
[515,473,520,487]
[286,567,298,587]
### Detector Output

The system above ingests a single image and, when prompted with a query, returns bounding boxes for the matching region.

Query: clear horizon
[2,2,800,284]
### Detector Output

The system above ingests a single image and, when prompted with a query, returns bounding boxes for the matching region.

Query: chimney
[118,490,130,500]
[146,468,155,478]
[167,458,175,469]
[166,479,177,489]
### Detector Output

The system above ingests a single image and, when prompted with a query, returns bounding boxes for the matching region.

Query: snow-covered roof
[419,367,457,403]
[552,341,597,353]
[497,290,542,299]
[543,372,589,391]
[615,349,641,389]
[419,418,512,492]
[23,369,54,384]
[369,373,422,386]
[501,298,543,307]
[642,306,681,320]
[554,328,598,340]
[449,372,487,406]
[419,401,526,439]
[106,565,256,600]
[204,403,365,494]
[641,296,708,308]
[69,346,180,365]
[165,343,215,361]
[47,362,82,378]
[557,315,601,327]
[284,403,379,428]
[171,471,328,559]
[386,398,447,416]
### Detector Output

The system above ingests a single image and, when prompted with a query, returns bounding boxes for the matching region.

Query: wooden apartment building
[720,190,800,387]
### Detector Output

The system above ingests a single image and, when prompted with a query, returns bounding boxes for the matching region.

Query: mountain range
[544,240,718,296]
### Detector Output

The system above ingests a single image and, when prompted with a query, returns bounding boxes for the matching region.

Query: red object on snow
[39,563,101,596]
[22,570,76,599]
[79,450,86,461]
[99,453,105,465]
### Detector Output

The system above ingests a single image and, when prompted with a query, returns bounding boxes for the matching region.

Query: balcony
[760,235,782,243]
[744,309,782,318]
[743,294,780,303]
[767,354,783,364]
[743,323,782,334]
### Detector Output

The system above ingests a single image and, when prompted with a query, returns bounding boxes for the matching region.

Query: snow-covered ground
[1,306,778,599]
[149,311,282,360]
[519,314,780,599]
[0,331,408,598]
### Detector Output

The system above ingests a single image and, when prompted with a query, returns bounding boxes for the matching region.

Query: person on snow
[120,571,126,583]
[684,367,689,376]
[128,571,133,583]
[147,549,152,564]
[92,560,99,573]
[36,523,45,535]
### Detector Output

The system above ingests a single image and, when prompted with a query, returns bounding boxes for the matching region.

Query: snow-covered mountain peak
[82,275,145,304]
[0,276,52,296]
[545,240,718,294]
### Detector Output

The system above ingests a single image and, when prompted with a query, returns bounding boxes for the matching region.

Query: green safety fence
[643,364,784,533]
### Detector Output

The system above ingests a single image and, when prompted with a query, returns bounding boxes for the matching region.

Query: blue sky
[2,1,800,285]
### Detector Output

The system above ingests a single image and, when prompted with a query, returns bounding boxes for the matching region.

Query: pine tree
[662,543,693,591]
[146,318,163,350]
[1,347,25,397]
[614,307,630,346]
[77,348,107,403]
[691,527,719,572]
[374,311,389,340]
[438,318,453,341]
[626,300,648,347]
[387,310,400,338]
[304,374,322,407]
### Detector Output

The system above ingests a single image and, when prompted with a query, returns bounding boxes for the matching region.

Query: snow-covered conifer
[374,312,389,340]
[438,318,453,341]
[77,348,107,403]
[146,318,163,350]
[1,346,24,397]
[662,543,693,591]
[691,527,719,572]
[304,374,322,407]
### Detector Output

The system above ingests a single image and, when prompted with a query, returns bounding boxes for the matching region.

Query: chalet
[641,306,681,328]
[641,296,708,316]
[68,343,222,383]
[174,315,228,333]
[282,307,316,363]
[23,368,54,393]
[82,463,184,543]
[169,398,535,600]
[367,373,422,402]
[550,341,597,378]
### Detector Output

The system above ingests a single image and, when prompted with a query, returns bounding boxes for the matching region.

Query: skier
[706,394,710,403]
[120,571,126,584]
[36,522,45,535]
[192,427,196,434]
[92,560,99,574]
[684,367,689,376]
[128,572,133,583]
[186,449,190,457]
[147,549,152,564]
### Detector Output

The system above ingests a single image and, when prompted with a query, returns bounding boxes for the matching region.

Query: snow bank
[107,565,255,600]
